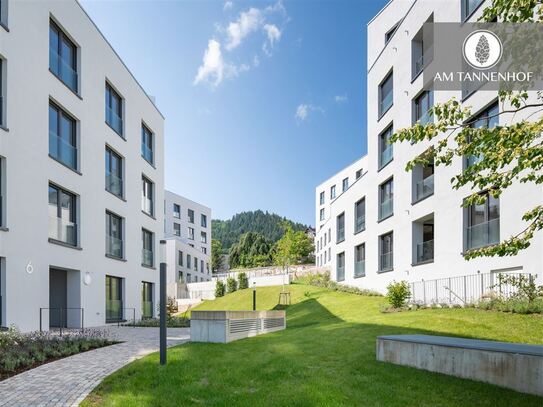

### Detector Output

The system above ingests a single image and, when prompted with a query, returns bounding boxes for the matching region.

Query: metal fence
[409,272,536,305]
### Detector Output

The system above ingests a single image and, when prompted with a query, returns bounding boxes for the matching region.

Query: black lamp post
[252,281,257,311]
[159,239,167,365]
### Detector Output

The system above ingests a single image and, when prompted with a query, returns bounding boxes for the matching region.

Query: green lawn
[83,283,543,407]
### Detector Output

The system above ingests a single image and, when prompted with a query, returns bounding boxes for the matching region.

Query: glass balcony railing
[106,107,123,135]
[107,235,123,258]
[49,49,78,92]
[336,266,345,282]
[106,173,123,197]
[380,92,393,116]
[413,46,433,78]
[106,299,123,322]
[380,145,393,167]
[415,174,434,201]
[142,143,153,164]
[416,239,434,263]
[142,196,153,216]
[336,228,345,243]
[417,110,433,126]
[142,301,153,319]
[379,251,393,271]
[49,216,77,246]
[354,260,365,278]
[142,248,154,267]
[379,198,393,220]
[49,131,77,170]
[466,218,500,250]
[355,216,366,233]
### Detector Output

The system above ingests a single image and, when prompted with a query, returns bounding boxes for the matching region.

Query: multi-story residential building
[0,0,164,331]
[315,0,543,294]
[164,190,212,285]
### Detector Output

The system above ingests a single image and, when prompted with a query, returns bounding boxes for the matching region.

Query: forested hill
[212,210,309,250]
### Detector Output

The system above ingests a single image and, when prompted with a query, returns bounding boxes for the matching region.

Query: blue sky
[81,0,388,226]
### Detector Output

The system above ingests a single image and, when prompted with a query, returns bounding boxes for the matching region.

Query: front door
[49,268,67,327]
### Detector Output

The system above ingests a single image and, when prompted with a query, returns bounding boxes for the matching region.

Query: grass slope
[83,283,543,407]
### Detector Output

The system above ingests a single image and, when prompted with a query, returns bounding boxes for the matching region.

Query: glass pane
[49,25,59,74]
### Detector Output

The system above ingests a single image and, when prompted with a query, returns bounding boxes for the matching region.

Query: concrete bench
[377,334,543,396]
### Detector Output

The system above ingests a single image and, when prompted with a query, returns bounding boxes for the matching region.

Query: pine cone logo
[475,35,490,64]
[463,30,502,69]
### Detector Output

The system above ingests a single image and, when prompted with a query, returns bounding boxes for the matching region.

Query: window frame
[49,101,78,171]
[105,82,124,137]
[105,146,123,199]
[141,123,154,165]
[378,70,393,119]
[336,212,345,243]
[49,20,78,94]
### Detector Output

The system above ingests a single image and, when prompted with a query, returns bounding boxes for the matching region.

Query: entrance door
[49,268,67,327]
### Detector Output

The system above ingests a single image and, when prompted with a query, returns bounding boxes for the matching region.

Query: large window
[188,209,195,224]
[141,282,153,319]
[330,185,336,200]
[465,193,500,251]
[0,59,4,127]
[466,102,499,167]
[379,71,393,117]
[105,83,123,136]
[379,232,393,272]
[141,124,154,164]
[379,125,393,168]
[336,212,345,243]
[413,91,433,125]
[49,102,77,170]
[342,177,349,192]
[106,211,123,259]
[49,21,77,92]
[105,147,123,198]
[178,250,184,266]
[105,275,123,322]
[142,229,154,267]
[201,214,207,228]
[142,176,154,216]
[319,191,325,205]
[173,222,181,236]
[379,178,394,220]
[413,159,434,202]
[319,208,325,222]
[201,231,207,244]
[48,184,77,246]
[188,227,195,240]
[354,198,365,233]
[354,243,365,278]
[336,252,345,282]
[173,204,180,219]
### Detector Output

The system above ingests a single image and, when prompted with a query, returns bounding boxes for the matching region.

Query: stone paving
[0,326,190,407]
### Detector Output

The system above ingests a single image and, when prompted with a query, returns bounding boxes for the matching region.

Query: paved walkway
[0,327,190,407]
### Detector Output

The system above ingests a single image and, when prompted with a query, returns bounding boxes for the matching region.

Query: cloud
[223,1,233,11]
[263,24,281,46]
[225,8,263,50]
[295,104,324,123]
[334,95,348,104]
[193,39,224,87]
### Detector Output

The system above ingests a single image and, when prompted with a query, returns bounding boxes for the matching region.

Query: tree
[390,2,543,259]
[274,223,315,269]
[211,239,223,272]
[228,232,273,269]
[215,280,225,297]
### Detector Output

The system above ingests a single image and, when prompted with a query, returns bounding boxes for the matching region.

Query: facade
[315,0,543,294]
[164,190,212,284]
[0,0,164,331]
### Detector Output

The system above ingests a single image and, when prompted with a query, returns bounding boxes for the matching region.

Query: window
[105,147,123,198]
[385,22,399,44]
[186,273,191,283]
[201,214,207,228]
[106,211,123,258]
[379,71,393,117]
[379,178,394,220]
[178,271,183,282]
[201,260,204,273]
[0,156,5,227]
[465,193,500,251]
[0,59,5,126]
[173,222,181,236]
[319,208,325,221]
[187,254,191,269]
[354,198,365,233]
[188,209,194,223]
[379,232,393,272]
[49,21,77,92]
[173,204,180,219]
[141,282,153,319]
[379,125,393,168]
[330,185,336,200]
[414,218,434,264]
[355,243,365,278]
[0,0,7,28]
[142,229,153,267]
[413,91,433,125]
[324,232,327,247]
[466,102,499,167]
[342,177,349,192]
[201,231,207,244]
[355,169,362,180]
[411,17,433,79]
[178,250,184,266]
[106,276,123,322]
[141,124,154,164]
[413,160,434,202]
[328,228,331,243]
[48,184,77,246]
[194,257,198,271]
[188,227,195,240]
[105,83,123,136]
[49,102,77,170]
[336,252,345,282]
[141,176,154,216]
[202,247,207,255]
[319,191,325,205]
[462,0,484,21]
[336,212,345,243]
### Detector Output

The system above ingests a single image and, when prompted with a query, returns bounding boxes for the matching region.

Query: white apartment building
[315,0,543,296]
[0,0,164,331]
[164,190,212,285]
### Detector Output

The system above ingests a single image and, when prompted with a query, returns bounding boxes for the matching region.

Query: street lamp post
[252,281,257,311]
[159,240,167,365]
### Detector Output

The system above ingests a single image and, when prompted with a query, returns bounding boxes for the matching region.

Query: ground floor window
[105,275,123,322]
[141,282,153,319]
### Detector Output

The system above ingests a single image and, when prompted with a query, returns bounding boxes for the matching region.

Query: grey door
[49,268,67,327]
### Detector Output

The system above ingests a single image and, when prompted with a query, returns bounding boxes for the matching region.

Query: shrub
[238,272,249,290]
[166,297,178,322]
[129,317,190,328]
[493,273,543,303]
[226,277,238,293]
[215,280,226,297]
[386,281,411,308]
[300,271,382,296]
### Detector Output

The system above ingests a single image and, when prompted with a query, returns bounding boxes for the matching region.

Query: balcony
[49,131,77,170]
[142,143,153,164]
[106,299,123,322]
[49,216,77,246]
[354,260,365,278]
[355,216,366,233]
[466,218,500,250]
[106,172,123,197]
[106,107,123,135]
[142,249,154,267]
[380,145,393,168]
[49,49,78,92]
[379,251,393,272]
[379,198,393,220]
[415,174,434,202]
[416,239,434,264]
[107,235,123,258]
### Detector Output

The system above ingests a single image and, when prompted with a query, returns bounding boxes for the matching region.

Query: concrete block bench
[190,310,286,343]
[377,334,543,396]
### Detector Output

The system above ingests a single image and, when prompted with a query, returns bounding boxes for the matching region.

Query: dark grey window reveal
[355,243,365,278]
[48,184,77,246]
[379,178,394,220]
[49,21,77,93]
[142,176,154,216]
[379,71,393,117]
[106,211,123,258]
[105,275,123,322]
[49,103,77,170]
[379,125,393,168]
[141,124,154,164]
[336,212,345,243]
[379,232,393,272]
[142,229,154,267]
[466,193,500,251]
[336,252,345,282]
[105,83,123,136]
[355,198,365,233]
[105,147,123,198]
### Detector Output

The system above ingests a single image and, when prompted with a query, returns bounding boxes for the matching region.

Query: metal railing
[354,260,365,278]
[106,172,123,197]
[39,307,84,335]
[106,300,123,322]
[142,249,154,267]
[380,145,393,167]
[410,272,535,305]
[416,239,434,263]
[141,143,153,163]
[413,45,433,78]
[106,107,123,134]
[379,198,393,220]
[466,218,500,250]
[355,216,365,233]
[49,131,77,169]
[415,174,434,201]
[49,49,78,92]
[106,235,123,258]
[48,216,77,246]
[379,251,393,271]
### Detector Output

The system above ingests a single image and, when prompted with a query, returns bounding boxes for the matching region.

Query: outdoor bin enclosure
[190,310,286,343]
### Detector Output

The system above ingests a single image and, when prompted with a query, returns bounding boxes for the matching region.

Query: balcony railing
[336,266,345,282]
[49,49,78,92]
[142,301,153,319]
[49,216,77,246]
[107,235,123,258]
[336,228,345,243]
[354,260,365,278]
[379,251,393,271]
[380,92,393,116]
[106,299,123,322]
[380,144,393,167]
[466,218,500,250]
[415,174,434,201]
[106,172,123,197]
[142,248,154,267]
[379,198,393,220]
[142,143,153,164]
[142,196,153,216]
[417,110,433,126]
[413,45,433,79]
[416,239,434,263]
[106,107,123,135]
[355,216,366,233]
[49,131,77,170]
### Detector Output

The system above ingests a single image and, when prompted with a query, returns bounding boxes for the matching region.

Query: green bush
[477,297,543,314]
[226,277,238,293]
[299,272,382,297]
[386,281,411,308]
[129,317,190,328]
[238,272,249,289]
[215,280,226,297]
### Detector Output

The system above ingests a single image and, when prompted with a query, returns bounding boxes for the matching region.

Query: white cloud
[334,95,348,104]
[223,1,233,11]
[193,39,224,87]
[263,24,281,46]
[225,8,263,50]
[295,104,324,123]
